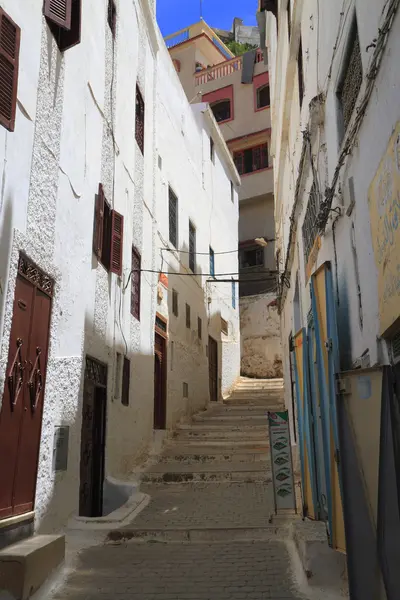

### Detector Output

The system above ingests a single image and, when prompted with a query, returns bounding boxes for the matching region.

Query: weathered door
[0,266,52,520]
[208,336,218,402]
[79,357,107,518]
[311,262,346,552]
[154,333,166,429]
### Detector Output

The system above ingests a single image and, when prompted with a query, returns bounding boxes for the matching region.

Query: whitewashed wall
[267,0,400,419]
[0,0,240,534]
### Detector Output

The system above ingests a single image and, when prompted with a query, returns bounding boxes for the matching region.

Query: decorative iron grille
[18,254,54,297]
[135,85,145,153]
[169,187,178,247]
[302,182,320,261]
[85,356,107,387]
[338,21,362,135]
[189,221,196,272]
[131,247,141,320]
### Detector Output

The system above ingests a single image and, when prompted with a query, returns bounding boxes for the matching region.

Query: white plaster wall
[0,0,240,533]
[267,0,400,419]
[240,292,282,378]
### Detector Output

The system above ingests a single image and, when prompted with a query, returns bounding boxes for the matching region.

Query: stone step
[236,377,284,386]
[192,415,268,425]
[157,448,270,464]
[0,534,65,600]
[207,405,276,416]
[140,461,272,484]
[224,397,284,406]
[172,429,268,441]
[170,438,270,450]
[178,422,267,432]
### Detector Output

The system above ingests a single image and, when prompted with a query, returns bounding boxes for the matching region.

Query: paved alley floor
[49,380,309,600]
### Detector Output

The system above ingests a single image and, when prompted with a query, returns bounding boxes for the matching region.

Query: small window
[210,137,215,163]
[172,289,179,317]
[297,37,304,108]
[302,182,320,262]
[93,184,124,275]
[121,356,130,406]
[131,247,141,321]
[234,144,268,175]
[183,382,189,397]
[114,352,122,399]
[158,155,162,169]
[210,99,231,123]
[135,85,145,154]
[44,0,82,52]
[256,85,270,109]
[230,181,234,203]
[0,8,20,132]
[232,280,236,309]
[209,247,215,277]
[337,18,362,140]
[186,303,191,329]
[221,317,228,335]
[189,221,196,272]
[169,187,178,248]
[198,317,202,340]
[108,0,116,37]
[287,0,291,40]
[239,247,264,268]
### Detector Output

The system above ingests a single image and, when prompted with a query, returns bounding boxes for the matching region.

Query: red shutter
[121,357,130,406]
[110,210,124,276]
[0,9,21,132]
[43,0,72,29]
[57,0,81,51]
[93,184,104,258]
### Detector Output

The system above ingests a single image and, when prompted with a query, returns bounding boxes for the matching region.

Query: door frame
[154,313,168,430]
[208,335,218,402]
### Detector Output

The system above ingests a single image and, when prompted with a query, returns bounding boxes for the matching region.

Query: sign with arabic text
[268,410,296,512]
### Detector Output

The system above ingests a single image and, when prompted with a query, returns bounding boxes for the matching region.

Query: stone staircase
[140,377,285,485]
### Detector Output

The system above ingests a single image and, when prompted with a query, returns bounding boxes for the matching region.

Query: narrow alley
[47,379,306,600]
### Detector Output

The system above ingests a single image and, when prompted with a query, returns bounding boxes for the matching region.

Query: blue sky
[156,0,258,38]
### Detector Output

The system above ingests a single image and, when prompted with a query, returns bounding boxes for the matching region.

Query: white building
[0,0,240,553]
[264,0,400,593]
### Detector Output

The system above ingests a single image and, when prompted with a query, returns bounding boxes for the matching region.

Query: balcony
[164,22,234,58]
[239,167,274,202]
[195,50,264,87]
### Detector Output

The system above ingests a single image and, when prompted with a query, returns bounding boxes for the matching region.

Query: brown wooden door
[0,275,52,519]
[154,333,166,429]
[208,336,218,402]
[79,373,107,518]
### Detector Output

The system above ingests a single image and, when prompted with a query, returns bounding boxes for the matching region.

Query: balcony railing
[164,27,190,49]
[195,50,264,86]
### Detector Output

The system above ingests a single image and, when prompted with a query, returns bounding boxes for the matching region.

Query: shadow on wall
[337,274,353,371]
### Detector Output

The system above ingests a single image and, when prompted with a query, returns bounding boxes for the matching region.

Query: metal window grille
[135,86,145,153]
[392,332,400,363]
[232,280,236,309]
[198,317,202,340]
[186,303,191,329]
[211,100,231,123]
[189,221,196,272]
[131,248,141,320]
[337,21,362,135]
[172,289,178,317]
[239,247,264,268]
[234,144,268,175]
[209,247,215,276]
[155,315,167,333]
[169,187,178,247]
[302,183,320,261]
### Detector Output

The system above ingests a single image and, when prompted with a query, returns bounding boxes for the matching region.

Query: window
[114,352,122,399]
[158,155,162,169]
[231,181,234,203]
[297,37,304,108]
[232,280,236,309]
[183,382,189,397]
[234,144,268,175]
[44,0,82,52]
[302,182,320,261]
[337,19,362,139]
[121,356,130,406]
[186,303,191,329]
[209,247,215,277]
[221,317,228,335]
[169,187,178,247]
[210,137,215,163]
[131,247,141,320]
[287,0,291,40]
[198,317,202,340]
[189,221,196,272]
[108,0,116,37]
[239,246,264,268]
[172,289,178,317]
[210,99,231,123]
[93,183,124,275]
[135,85,145,154]
[256,85,270,109]
[0,8,20,132]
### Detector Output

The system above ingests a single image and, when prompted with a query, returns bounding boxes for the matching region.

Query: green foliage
[225,40,258,56]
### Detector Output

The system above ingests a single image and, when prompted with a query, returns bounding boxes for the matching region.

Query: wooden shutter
[58,0,82,51]
[131,248,141,320]
[93,184,104,258]
[0,9,21,132]
[110,210,124,276]
[121,356,130,406]
[43,0,72,29]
